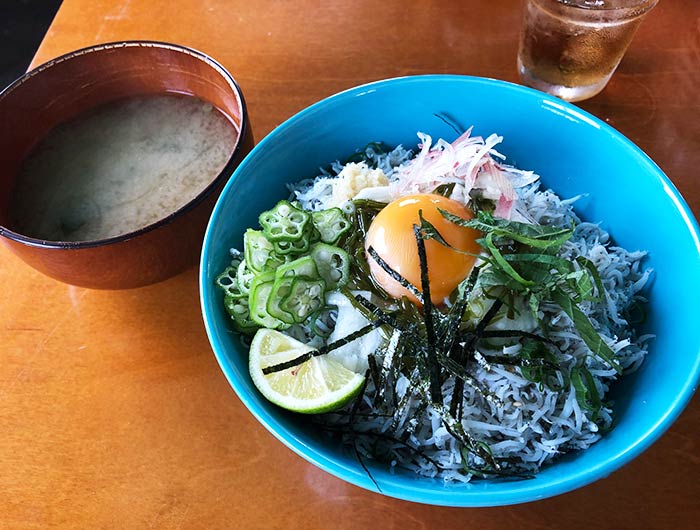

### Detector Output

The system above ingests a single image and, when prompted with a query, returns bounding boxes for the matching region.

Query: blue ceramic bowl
[200,75,700,506]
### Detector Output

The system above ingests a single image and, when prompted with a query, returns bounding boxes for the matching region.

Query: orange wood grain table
[2,1,699,528]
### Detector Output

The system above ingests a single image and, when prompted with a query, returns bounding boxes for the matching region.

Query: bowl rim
[0,40,249,249]
[200,74,700,507]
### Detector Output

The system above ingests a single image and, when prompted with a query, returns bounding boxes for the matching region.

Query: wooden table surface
[2,0,699,528]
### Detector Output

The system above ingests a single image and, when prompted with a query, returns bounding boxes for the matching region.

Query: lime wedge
[248,329,365,414]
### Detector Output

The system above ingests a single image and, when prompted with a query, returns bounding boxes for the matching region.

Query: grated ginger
[329,162,388,207]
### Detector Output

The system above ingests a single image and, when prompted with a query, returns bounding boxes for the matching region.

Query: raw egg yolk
[365,194,480,306]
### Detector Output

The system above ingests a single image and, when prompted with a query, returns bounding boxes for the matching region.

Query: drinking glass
[517,0,658,102]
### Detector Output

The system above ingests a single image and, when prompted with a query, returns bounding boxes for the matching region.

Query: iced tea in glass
[518,0,658,102]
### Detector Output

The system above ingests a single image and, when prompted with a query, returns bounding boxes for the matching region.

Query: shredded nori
[261,322,382,374]
[265,177,629,480]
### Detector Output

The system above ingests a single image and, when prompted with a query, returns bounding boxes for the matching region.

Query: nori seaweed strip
[375,329,401,406]
[319,424,444,472]
[352,294,403,330]
[337,288,394,340]
[262,322,381,374]
[474,299,504,336]
[390,332,411,409]
[416,210,448,244]
[438,266,481,352]
[262,352,316,375]
[448,341,468,420]
[413,224,442,404]
[395,297,425,330]
[367,246,424,304]
[455,382,464,421]
[417,210,482,260]
[473,350,492,372]
[433,112,465,135]
[478,353,559,371]
[437,352,504,407]
[362,323,408,410]
[448,298,504,417]
[390,366,422,431]
[366,354,381,394]
[428,398,501,471]
[353,441,383,493]
[403,400,429,437]
[410,351,500,471]
[478,329,556,345]
[460,444,534,480]
[348,368,371,427]
[439,292,470,352]
[463,466,535,481]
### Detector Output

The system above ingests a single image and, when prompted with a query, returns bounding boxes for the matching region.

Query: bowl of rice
[200,75,700,506]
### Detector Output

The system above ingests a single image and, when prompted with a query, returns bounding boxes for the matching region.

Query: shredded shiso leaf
[224,134,653,482]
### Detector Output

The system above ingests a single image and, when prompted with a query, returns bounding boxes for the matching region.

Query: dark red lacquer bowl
[0,41,253,289]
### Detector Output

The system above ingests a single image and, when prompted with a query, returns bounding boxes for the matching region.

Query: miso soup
[9,94,238,242]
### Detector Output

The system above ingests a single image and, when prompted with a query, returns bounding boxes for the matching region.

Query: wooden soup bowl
[0,41,252,289]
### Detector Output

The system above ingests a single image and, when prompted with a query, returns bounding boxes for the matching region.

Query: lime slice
[248,329,365,414]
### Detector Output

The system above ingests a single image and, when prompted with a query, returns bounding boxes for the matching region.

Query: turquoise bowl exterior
[200,75,700,506]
